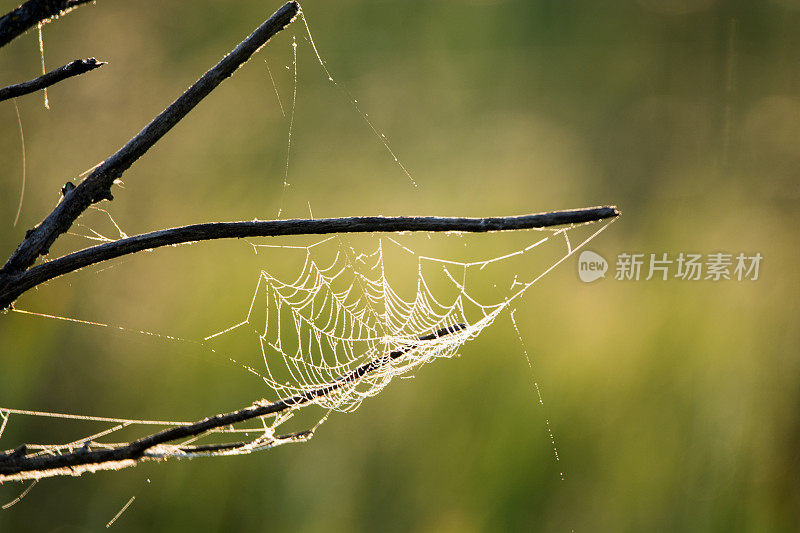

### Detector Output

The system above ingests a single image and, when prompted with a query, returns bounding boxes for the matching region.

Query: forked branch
[0,325,465,482]
[0,1,301,277]
[0,58,105,102]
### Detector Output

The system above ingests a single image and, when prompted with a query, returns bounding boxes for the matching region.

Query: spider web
[209,222,609,414]
[0,217,613,486]
[208,237,498,413]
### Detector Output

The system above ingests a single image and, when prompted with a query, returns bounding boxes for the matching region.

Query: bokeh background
[1,0,799,531]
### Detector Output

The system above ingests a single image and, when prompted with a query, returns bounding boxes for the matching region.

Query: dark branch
[0,207,619,309]
[0,324,465,481]
[0,1,300,278]
[0,0,93,48]
[0,58,105,102]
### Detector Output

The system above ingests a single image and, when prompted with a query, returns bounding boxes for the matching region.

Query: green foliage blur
[1,0,799,530]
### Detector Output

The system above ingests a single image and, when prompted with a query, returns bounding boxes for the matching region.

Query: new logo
[578,250,608,283]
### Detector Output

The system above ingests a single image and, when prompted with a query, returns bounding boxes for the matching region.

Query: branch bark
[0,0,94,48]
[0,1,300,278]
[0,58,104,102]
[0,324,464,481]
[0,207,619,309]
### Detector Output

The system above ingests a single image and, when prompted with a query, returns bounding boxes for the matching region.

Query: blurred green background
[1,0,799,531]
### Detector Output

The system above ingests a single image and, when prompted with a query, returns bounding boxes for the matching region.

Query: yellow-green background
[1,0,798,531]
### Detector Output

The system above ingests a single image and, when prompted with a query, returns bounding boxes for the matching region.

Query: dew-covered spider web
[0,218,614,487]
[207,224,609,413]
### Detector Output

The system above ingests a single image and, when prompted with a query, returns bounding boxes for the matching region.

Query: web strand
[37,23,49,110]
[11,99,26,227]
[277,35,298,218]
[298,9,418,187]
[264,59,286,118]
[510,309,563,480]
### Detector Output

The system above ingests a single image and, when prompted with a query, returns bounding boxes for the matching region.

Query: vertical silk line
[277,36,298,219]
[38,23,49,110]
[510,308,564,481]
[12,99,26,227]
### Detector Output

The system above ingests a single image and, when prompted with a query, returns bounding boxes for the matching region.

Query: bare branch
[0,0,623,491]
[0,0,93,48]
[0,325,465,481]
[0,1,300,278]
[0,207,619,309]
[0,58,105,102]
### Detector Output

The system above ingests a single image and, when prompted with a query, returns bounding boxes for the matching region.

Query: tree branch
[0,58,105,102]
[0,0,623,488]
[0,1,300,278]
[0,324,465,481]
[0,0,93,48]
[0,207,619,309]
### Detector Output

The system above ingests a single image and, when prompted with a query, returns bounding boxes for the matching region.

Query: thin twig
[0,207,619,309]
[0,1,300,278]
[0,58,105,102]
[0,324,465,481]
[0,0,94,48]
